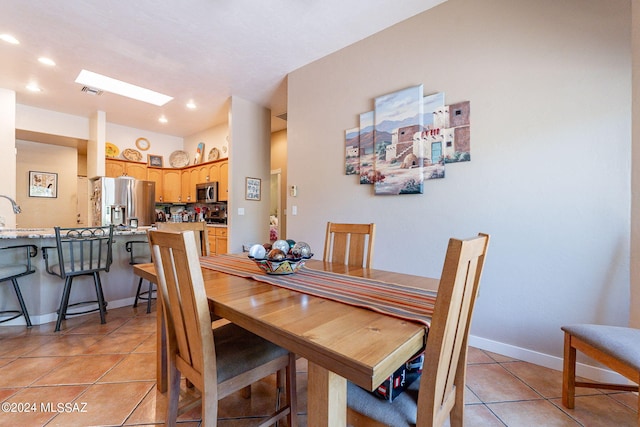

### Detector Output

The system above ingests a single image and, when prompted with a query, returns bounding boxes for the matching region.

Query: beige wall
[631,0,640,329]
[287,0,631,378]
[271,129,287,238]
[227,96,272,252]
[16,140,79,228]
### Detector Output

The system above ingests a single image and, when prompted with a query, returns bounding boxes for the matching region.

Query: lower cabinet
[208,226,227,255]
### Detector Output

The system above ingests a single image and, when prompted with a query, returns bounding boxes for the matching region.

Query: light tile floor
[0,306,637,426]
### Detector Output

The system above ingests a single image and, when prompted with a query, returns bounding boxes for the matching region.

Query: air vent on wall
[276,112,287,121]
[81,86,103,96]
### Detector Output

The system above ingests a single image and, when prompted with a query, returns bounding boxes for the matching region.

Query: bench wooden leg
[562,332,576,409]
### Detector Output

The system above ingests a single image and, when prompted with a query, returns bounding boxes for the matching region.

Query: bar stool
[0,244,38,327]
[125,240,155,313]
[43,225,114,332]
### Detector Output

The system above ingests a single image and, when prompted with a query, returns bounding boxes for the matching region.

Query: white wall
[287,0,631,373]
[184,122,229,166]
[0,89,17,228]
[106,122,184,167]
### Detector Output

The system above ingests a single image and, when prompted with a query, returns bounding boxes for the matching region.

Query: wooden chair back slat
[323,222,376,268]
[157,222,210,256]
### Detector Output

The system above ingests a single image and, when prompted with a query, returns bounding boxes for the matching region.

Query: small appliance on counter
[204,202,227,224]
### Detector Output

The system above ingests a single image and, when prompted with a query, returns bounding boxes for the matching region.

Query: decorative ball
[249,244,266,259]
[267,248,286,261]
[273,239,290,254]
[292,242,312,258]
[286,239,296,249]
[263,243,272,250]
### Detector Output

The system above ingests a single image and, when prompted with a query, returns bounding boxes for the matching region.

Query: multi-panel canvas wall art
[344,84,471,196]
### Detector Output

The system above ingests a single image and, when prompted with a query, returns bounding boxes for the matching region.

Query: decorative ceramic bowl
[249,255,312,275]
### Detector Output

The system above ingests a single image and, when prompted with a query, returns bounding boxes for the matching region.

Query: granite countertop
[0,226,152,239]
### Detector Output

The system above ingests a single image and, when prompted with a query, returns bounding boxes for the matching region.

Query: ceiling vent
[81,86,103,96]
[276,112,287,121]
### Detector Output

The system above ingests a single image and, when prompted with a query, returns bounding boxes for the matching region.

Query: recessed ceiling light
[26,83,42,92]
[75,69,173,106]
[159,116,168,123]
[38,57,56,66]
[0,34,19,45]
[186,100,197,109]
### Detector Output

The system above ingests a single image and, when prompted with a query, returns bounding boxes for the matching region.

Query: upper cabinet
[163,169,181,203]
[104,158,229,203]
[219,161,228,201]
[105,159,147,180]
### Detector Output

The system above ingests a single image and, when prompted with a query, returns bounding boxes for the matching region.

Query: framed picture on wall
[29,171,57,198]
[148,154,163,168]
[245,177,261,201]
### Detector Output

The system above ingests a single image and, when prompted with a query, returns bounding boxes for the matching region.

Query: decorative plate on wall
[105,142,119,158]
[122,148,143,162]
[169,150,189,168]
[208,147,220,161]
[135,137,150,151]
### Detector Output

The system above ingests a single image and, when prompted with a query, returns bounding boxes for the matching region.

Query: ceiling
[1,0,445,138]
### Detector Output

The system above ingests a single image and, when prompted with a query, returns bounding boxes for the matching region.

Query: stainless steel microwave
[196,182,218,203]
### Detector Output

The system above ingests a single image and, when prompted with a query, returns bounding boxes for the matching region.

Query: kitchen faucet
[0,195,21,213]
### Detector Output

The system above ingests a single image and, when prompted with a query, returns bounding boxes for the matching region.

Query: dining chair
[561,324,640,423]
[0,244,38,327]
[323,222,376,268]
[43,225,114,332]
[148,229,297,427]
[157,222,210,256]
[346,233,490,427]
[125,240,154,313]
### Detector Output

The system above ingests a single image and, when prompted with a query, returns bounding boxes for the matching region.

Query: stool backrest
[53,225,114,278]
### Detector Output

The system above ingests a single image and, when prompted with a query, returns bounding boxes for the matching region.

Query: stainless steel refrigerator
[91,177,156,226]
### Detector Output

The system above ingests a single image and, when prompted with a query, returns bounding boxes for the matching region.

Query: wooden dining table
[133,257,439,426]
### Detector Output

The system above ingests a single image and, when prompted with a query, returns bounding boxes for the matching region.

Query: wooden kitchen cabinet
[105,159,147,179]
[181,170,193,203]
[207,226,227,255]
[163,169,181,203]
[106,157,228,203]
[147,168,164,203]
[219,160,228,201]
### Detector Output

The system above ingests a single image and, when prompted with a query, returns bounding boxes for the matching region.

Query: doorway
[270,169,282,241]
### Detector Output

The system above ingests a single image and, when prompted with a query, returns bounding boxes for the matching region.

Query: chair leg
[146,281,154,314]
[133,276,144,308]
[55,277,73,332]
[93,272,107,324]
[286,353,298,427]
[166,362,182,427]
[562,332,576,409]
[11,278,31,327]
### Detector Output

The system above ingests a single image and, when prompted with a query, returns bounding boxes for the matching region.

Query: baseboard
[0,297,136,327]
[469,334,629,384]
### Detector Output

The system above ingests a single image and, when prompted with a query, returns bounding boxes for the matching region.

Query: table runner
[200,254,436,328]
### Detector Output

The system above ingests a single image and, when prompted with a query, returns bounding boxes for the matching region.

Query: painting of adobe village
[373,84,425,195]
[344,85,471,195]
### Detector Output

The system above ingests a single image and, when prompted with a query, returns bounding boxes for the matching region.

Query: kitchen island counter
[0,227,155,327]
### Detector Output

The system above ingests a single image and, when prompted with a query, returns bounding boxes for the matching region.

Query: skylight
[75,69,173,106]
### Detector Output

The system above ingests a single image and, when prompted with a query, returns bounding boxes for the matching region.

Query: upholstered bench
[561,324,640,421]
